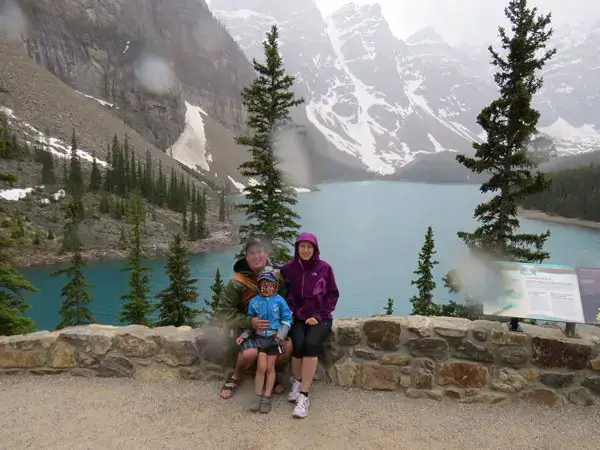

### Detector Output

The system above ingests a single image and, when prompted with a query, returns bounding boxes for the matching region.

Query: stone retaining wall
[2,316,600,407]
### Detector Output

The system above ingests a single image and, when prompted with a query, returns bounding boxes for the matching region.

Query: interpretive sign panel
[483,263,585,323]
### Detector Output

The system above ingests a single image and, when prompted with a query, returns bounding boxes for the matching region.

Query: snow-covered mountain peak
[212,2,600,178]
[406,27,446,46]
[329,3,389,37]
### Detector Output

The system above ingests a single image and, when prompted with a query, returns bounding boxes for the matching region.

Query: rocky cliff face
[17,0,253,150]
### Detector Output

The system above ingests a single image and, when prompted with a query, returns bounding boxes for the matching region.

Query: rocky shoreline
[12,227,239,269]
[520,209,600,231]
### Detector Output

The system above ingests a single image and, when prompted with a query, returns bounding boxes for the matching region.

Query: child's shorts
[256,335,284,356]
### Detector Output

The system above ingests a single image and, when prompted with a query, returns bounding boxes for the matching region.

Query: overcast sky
[316,0,599,46]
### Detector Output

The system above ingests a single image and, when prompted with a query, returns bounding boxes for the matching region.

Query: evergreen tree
[68,129,85,221]
[410,226,439,316]
[104,143,113,193]
[384,298,394,316]
[119,225,128,249]
[521,163,600,221]
[89,153,102,192]
[120,190,154,325]
[68,128,84,195]
[98,190,110,214]
[0,234,37,336]
[62,158,68,187]
[61,200,83,253]
[52,214,94,329]
[157,161,167,206]
[155,233,199,327]
[235,25,305,264]
[182,202,188,232]
[0,172,17,184]
[198,190,208,238]
[202,268,225,323]
[218,189,226,222]
[40,152,57,185]
[188,211,198,241]
[455,0,556,263]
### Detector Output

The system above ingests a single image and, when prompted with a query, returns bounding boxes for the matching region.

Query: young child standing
[236,269,292,413]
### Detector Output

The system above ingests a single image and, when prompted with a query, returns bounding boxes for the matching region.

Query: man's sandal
[220,376,240,399]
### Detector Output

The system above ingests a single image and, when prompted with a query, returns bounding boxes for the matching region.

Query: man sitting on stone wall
[216,237,293,399]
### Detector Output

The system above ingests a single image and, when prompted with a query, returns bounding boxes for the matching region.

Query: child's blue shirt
[239,293,292,340]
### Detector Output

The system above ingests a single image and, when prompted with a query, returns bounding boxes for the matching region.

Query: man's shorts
[240,335,283,356]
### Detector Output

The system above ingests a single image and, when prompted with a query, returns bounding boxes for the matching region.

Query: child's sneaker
[287,378,302,403]
[292,394,310,419]
[250,394,262,412]
[259,396,272,414]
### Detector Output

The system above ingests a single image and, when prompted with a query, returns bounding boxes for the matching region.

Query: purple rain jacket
[280,232,340,322]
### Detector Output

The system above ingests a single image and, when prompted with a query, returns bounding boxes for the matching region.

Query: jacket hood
[294,232,320,262]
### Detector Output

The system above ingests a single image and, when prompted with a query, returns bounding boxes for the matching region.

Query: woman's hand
[235,337,245,346]
[306,317,318,325]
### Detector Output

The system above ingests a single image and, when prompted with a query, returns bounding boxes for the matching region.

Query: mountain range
[1,0,599,189]
[210,0,600,181]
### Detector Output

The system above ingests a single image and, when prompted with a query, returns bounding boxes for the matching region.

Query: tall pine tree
[68,128,84,195]
[53,205,95,329]
[202,268,225,323]
[235,25,304,265]
[68,128,85,220]
[218,189,226,222]
[40,152,57,185]
[0,234,37,336]
[120,190,154,325]
[155,233,199,327]
[89,153,102,192]
[61,199,83,253]
[455,0,556,263]
[409,226,439,316]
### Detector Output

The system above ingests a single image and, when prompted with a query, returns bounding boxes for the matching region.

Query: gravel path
[1,374,599,450]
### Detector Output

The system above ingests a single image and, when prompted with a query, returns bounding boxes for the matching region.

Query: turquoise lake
[21,181,600,331]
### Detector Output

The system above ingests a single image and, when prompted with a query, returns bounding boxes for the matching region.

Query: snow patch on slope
[0,107,109,167]
[167,101,211,172]
[0,187,34,201]
[403,76,478,143]
[427,134,445,152]
[227,176,245,192]
[0,186,66,203]
[226,176,311,195]
[75,90,114,108]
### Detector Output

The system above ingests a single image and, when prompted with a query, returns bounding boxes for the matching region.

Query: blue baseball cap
[258,271,277,284]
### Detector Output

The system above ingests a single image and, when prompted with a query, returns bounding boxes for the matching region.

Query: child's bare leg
[255,352,267,396]
[264,355,278,397]
[249,352,267,412]
[259,354,278,413]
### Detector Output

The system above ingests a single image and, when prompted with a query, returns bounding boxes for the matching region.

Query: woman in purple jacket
[280,232,339,419]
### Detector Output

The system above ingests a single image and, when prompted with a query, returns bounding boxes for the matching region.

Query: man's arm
[237,301,259,340]
[215,281,252,330]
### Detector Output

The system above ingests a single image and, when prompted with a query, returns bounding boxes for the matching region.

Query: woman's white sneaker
[288,379,302,403]
[292,394,310,418]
